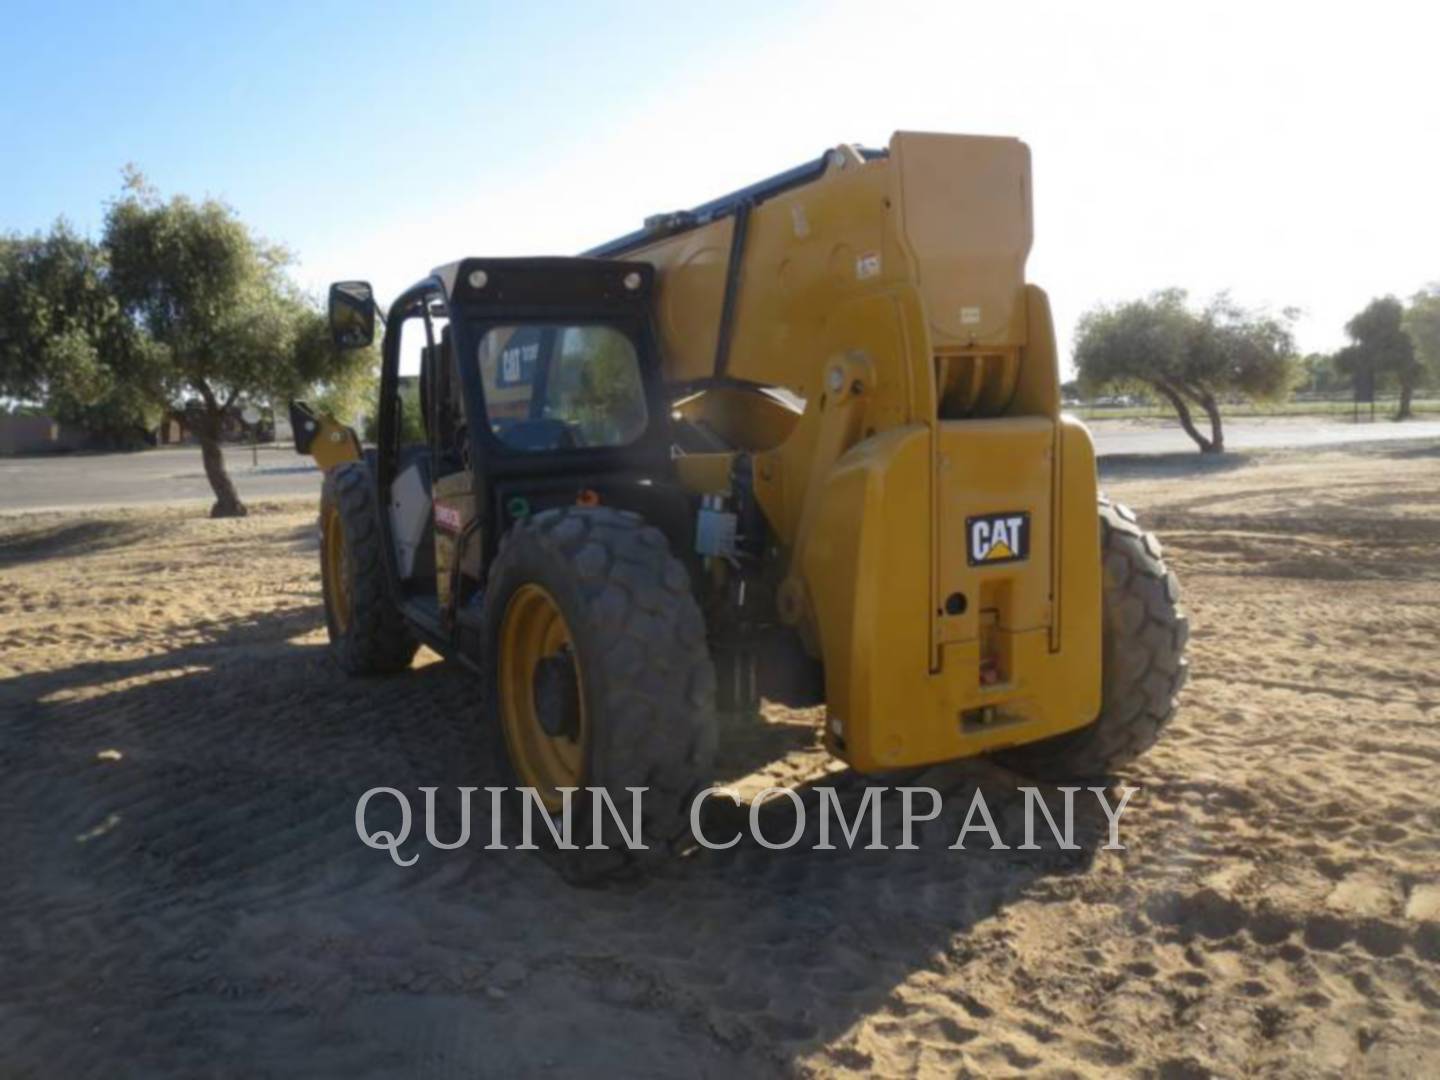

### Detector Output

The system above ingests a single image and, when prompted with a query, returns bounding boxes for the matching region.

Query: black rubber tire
[319,461,419,676]
[481,506,717,880]
[996,496,1188,779]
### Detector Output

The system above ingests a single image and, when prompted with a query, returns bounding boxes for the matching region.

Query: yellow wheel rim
[323,503,352,632]
[499,583,587,809]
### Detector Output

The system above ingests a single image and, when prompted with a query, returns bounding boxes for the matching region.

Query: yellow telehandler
[295,131,1187,868]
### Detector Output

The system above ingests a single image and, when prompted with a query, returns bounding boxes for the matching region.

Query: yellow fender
[290,401,361,471]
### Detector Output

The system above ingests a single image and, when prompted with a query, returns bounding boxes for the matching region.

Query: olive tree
[104,171,370,516]
[1403,285,1440,399]
[0,224,162,444]
[1335,297,1421,420]
[1074,289,1296,453]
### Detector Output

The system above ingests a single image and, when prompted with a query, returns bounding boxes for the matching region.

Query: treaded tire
[319,461,419,676]
[482,506,717,881]
[997,496,1188,779]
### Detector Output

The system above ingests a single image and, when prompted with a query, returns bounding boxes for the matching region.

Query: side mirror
[328,281,375,349]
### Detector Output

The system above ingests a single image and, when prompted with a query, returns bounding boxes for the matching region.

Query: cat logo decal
[967,512,1030,566]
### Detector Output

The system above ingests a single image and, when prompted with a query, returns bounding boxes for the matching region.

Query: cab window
[475,324,648,451]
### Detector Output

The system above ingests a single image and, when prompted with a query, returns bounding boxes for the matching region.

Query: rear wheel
[482,506,717,877]
[319,462,418,675]
[997,497,1188,779]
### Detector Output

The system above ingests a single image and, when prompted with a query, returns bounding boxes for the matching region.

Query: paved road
[0,444,321,513]
[1089,416,1440,456]
[2,419,1437,513]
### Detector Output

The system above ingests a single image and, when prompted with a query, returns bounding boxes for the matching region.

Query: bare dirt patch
[2,444,1438,1076]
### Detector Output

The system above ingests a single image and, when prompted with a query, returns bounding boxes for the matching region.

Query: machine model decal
[967,511,1029,566]
[499,342,539,387]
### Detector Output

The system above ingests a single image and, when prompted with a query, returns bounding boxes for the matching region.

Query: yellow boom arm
[626,132,1103,769]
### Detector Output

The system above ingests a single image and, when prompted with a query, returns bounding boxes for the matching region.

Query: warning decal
[434,502,464,533]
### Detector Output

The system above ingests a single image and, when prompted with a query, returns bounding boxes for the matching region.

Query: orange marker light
[576,489,601,507]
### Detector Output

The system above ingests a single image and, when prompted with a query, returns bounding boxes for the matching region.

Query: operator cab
[475,322,649,453]
[325,258,683,651]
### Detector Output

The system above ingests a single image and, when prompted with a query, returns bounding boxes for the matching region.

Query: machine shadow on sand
[1,600,1126,1072]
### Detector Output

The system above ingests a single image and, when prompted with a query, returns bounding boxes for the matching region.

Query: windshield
[475,324,648,452]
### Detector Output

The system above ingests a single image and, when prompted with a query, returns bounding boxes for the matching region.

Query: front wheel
[996,496,1188,779]
[481,507,717,875]
[319,462,418,675]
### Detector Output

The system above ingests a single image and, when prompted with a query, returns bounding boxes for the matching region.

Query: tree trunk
[1396,381,1414,420]
[197,410,247,518]
[1152,382,1216,453]
[1197,391,1225,453]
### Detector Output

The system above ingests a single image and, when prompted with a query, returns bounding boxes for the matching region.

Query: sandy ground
[1,441,1437,1077]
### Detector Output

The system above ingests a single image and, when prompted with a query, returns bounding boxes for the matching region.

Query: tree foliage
[1074,289,1296,452]
[1296,352,1348,395]
[102,170,372,515]
[1403,284,1440,393]
[1335,296,1421,419]
[0,224,162,444]
[3,171,372,514]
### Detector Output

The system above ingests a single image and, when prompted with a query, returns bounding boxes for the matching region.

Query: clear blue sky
[3,0,1438,367]
[0,0,787,259]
